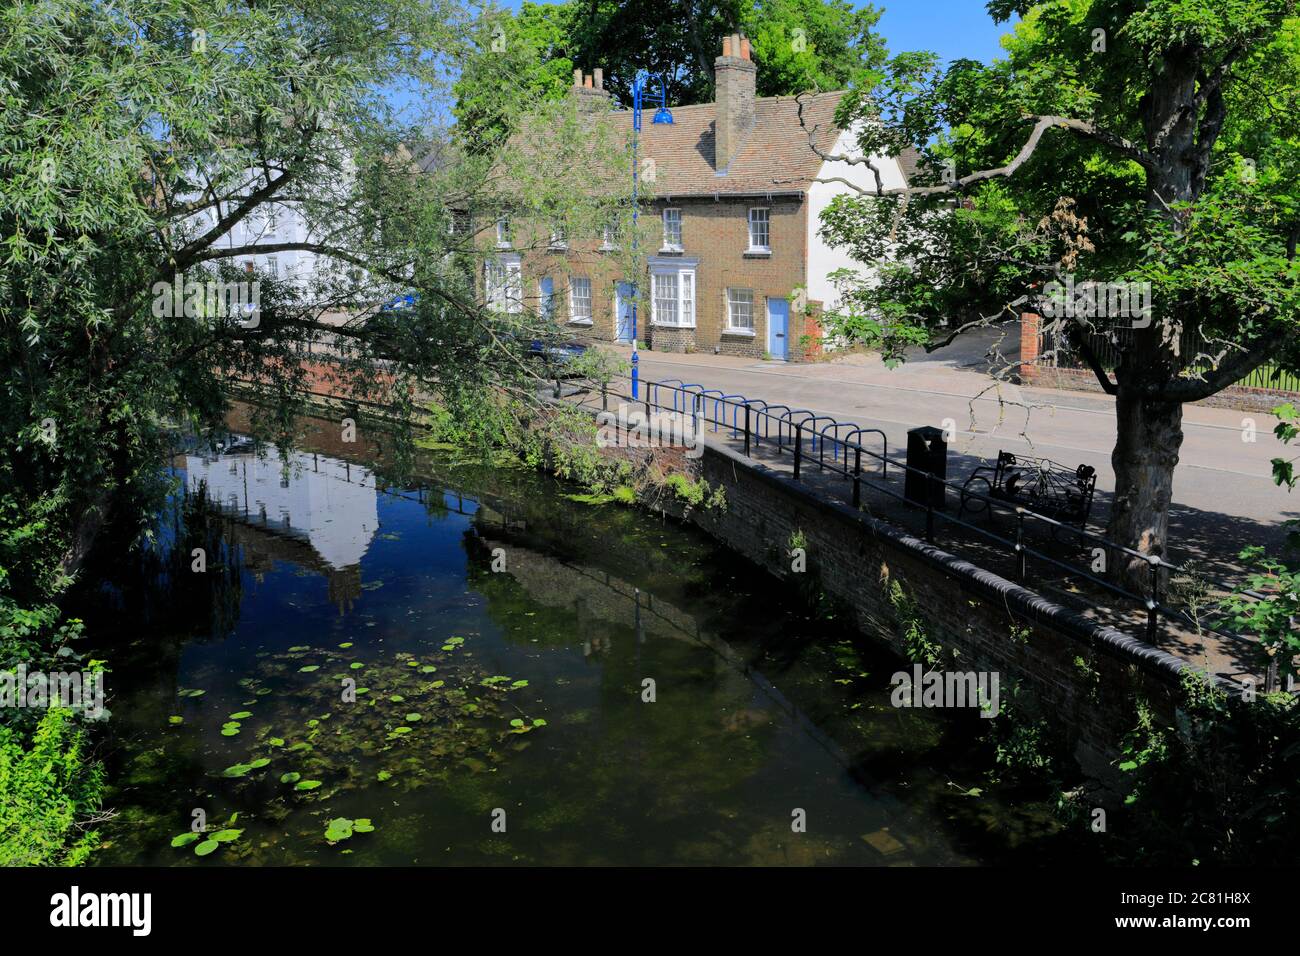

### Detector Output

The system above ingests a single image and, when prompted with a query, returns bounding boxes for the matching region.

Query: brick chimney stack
[572,67,611,111]
[714,33,756,172]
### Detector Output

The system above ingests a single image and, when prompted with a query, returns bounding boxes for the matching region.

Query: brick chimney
[571,67,611,112]
[714,33,756,172]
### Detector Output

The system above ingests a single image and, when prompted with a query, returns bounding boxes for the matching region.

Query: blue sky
[870,0,1013,64]
[490,0,1015,65]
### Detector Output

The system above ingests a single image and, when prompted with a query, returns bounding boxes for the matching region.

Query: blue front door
[539,277,554,322]
[615,282,634,342]
[767,298,789,360]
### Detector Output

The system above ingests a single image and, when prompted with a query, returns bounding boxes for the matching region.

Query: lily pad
[295,779,323,791]
[194,840,219,856]
[171,833,200,848]
[299,665,320,673]
[229,711,253,720]
[211,829,243,843]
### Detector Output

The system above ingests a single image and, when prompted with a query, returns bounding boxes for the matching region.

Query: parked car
[527,338,588,377]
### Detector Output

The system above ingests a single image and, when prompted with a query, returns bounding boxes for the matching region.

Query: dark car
[526,338,588,377]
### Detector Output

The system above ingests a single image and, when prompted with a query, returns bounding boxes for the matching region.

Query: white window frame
[648,257,697,328]
[495,217,512,248]
[485,253,522,313]
[569,276,593,324]
[662,208,682,251]
[747,207,770,253]
[600,222,618,251]
[265,255,279,277]
[549,222,568,249]
[726,288,755,333]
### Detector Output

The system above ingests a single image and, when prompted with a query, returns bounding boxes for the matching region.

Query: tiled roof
[492,89,921,201]
[614,91,848,198]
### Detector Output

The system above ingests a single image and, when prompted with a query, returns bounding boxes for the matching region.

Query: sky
[868,0,1013,65]
[491,0,1016,66]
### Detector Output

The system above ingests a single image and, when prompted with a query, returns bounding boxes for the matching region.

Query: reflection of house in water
[185,442,378,612]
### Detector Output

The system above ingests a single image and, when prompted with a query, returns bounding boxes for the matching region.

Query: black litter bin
[905,426,948,510]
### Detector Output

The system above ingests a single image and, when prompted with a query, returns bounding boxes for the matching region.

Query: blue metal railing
[592,373,1280,690]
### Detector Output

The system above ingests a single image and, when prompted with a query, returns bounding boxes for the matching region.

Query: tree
[742,0,886,98]
[816,0,1300,585]
[0,0,626,588]
[451,2,578,152]
[451,0,885,146]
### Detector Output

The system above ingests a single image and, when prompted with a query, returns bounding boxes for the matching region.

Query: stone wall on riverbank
[637,437,1204,786]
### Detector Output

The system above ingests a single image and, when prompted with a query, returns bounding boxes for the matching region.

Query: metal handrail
[595,373,1273,677]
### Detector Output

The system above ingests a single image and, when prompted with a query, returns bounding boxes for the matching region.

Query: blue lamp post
[629,73,672,399]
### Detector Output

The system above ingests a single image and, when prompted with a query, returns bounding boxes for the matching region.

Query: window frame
[485,253,522,314]
[726,287,755,333]
[569,276,593,324]
[648,257,698,328]
[661,208,683,252]
[747,207,770,253]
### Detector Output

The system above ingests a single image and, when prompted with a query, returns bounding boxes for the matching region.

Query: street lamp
[629,72,673,399]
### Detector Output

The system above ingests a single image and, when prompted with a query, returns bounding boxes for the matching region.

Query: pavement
[602,328,1297,577]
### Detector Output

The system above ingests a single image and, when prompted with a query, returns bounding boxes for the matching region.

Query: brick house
[481,34,917,362]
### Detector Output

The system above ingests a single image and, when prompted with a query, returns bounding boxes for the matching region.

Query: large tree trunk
[1106,387,1184,591]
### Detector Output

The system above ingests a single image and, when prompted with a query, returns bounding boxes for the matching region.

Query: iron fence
[1038,325,1300,394]
[593,374,1286,692]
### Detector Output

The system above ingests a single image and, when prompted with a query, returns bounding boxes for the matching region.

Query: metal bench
[960,451,1097,527]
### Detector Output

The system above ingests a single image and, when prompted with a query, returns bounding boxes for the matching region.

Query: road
[605,333,1297,570]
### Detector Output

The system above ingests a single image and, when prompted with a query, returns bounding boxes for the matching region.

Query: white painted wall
[805,126,909,318]
[188,190,335,294]
[186,446,378,570]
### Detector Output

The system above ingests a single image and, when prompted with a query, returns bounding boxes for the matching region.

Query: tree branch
[796,114,1158,199]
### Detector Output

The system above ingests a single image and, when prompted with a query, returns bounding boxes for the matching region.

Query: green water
[84,429,1066,866]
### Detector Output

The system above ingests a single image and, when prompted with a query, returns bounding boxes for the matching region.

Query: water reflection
[186,441,378,612]
[88,430,1064,866]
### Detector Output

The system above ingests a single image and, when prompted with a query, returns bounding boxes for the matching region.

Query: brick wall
[478,194,816,360]
[652,196,806,359]
[645,438,1208,786]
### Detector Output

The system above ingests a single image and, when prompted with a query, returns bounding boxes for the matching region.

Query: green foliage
[886,579,941,667]
[664,474,726,510]
[1273,401,1299,492]
[821,1,1300,556]
[452,0,886,144]
[0,708,104,866]
[741,0,888,98]
[1113,669,1300,864]
[1220,546,1300,677]
[983,683,1057,782]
